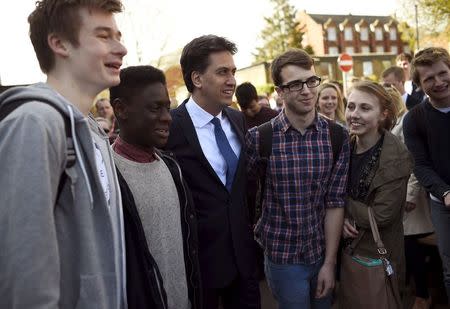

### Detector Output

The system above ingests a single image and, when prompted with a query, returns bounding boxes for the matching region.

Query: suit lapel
[176,103,225,186]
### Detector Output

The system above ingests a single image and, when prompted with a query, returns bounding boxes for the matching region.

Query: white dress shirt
[185,97,241,186]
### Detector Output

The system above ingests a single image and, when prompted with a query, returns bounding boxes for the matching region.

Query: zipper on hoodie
[164,154,198,309]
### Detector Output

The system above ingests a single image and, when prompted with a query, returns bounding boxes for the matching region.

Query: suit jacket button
[190,214,194,219]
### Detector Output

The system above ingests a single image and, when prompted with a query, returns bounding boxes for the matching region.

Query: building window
[389,27,397,40]
[361,45,370,53]
[328,27,337,41]
[363,61,373,76]
[360,27,369,40]
[404,45,410,53]
[390,46,398,54]
[376,45,384,53]
[345,46,354,54]
[375,28,383,40]
[328,46,339,55]
[344,27,353,41]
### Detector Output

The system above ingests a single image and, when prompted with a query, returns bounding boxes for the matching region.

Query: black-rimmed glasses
[279,76,321,92]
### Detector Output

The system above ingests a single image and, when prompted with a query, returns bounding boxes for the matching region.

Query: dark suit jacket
[405,93,421,110]
[165,101,256,288]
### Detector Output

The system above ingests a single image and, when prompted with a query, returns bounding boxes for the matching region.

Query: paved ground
[259,279,449,309]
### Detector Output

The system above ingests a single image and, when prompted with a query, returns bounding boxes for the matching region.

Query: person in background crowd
[316,82,346,126]
[247,49,350,308]
[342,81,413,305]
[387,85,434,309]
[382,66,421,110]
[96,97,119,142]
[96,116,112,134]
[110,65,202,309]
[236,82,279,130]
[96,97,114,120]
[396,52,426,103]
[0,0,128,308]
[165,34,260,309]
[257,95,271,108]
[403,47,450,305]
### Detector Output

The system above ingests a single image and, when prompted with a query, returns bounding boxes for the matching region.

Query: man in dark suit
[165,35,260,309]
[396,52,426,104]
[382,66,421,110]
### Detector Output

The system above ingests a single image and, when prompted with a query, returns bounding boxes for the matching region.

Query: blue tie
[211,117,238,192]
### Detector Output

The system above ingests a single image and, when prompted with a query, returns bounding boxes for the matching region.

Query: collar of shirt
[185,97,225,128]
[276,110,321,134]
[402,92,408,103]
[112,136,157,163]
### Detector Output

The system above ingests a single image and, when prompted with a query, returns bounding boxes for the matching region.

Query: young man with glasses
[246,49,350,308]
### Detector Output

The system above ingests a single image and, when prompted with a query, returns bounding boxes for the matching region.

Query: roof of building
[308,13,395,25]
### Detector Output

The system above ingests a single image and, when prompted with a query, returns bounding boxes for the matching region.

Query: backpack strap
[258,121,273,159]
[0,100,76,200]
[253,121,273,223]
[327,120,344,164]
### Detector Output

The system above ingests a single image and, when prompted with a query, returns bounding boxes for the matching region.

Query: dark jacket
[165,101,257,288]
[117,150,202,309]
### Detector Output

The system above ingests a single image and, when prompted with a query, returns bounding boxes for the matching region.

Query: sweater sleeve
[403,109,450,199]
[0,103,66,308]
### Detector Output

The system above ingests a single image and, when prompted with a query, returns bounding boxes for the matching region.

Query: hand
[315,262,335,299]
[405,201,416,212]
[445,194,450,208]
[342,218,358,239]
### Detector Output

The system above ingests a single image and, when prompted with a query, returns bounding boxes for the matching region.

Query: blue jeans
[430,198,450,303]
[264,255,332,309]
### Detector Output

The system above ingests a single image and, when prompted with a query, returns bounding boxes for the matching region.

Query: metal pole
[343,71,348,97]
[415,3,420,50]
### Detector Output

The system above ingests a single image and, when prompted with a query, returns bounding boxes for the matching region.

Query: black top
[244,106,279,130]
[349,136,384,201]
[403,99,450,200]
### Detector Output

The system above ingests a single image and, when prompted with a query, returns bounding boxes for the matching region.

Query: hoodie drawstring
[66,105,94,206]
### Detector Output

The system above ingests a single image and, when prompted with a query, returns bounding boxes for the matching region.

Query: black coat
[165,102,257,288]
[118,151,202,309]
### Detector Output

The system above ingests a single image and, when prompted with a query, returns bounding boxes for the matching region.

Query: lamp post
[414,2,420,50]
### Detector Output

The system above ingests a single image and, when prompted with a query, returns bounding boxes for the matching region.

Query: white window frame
[389,27,397,40]
[375,28,383,40]
[363,61,373,76]
[328,46,339,55]
[327,27,337,41]
[361,45,370,53]
[344,27,353,41]
[360,27,369,40]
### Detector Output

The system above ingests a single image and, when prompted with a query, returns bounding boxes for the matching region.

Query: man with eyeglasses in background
[246,49,350,308]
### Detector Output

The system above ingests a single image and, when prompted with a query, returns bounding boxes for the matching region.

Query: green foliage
[398,22,416,51]
[256,84,275,95]
[253,0,306,64]
[419,0,450,20]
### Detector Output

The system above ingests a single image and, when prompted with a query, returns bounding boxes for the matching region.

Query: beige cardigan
[391,112,434,236]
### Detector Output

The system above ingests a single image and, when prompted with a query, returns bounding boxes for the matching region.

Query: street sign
[338,53,353,72]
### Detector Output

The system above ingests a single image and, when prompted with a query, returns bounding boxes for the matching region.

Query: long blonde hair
[317,82,346,123]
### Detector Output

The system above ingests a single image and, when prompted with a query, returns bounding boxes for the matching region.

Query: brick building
[298,11,410,56]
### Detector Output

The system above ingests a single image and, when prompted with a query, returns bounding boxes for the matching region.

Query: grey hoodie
[0,83,127,309]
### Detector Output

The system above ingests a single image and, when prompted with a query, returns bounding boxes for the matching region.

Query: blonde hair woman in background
[317,82,346,126]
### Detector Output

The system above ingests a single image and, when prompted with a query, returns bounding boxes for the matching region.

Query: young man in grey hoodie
[0,1,128,308]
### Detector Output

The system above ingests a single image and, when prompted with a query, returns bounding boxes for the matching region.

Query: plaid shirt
[246,111,350,265]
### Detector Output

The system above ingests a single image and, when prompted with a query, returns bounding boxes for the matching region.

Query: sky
[0,0,400,85]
